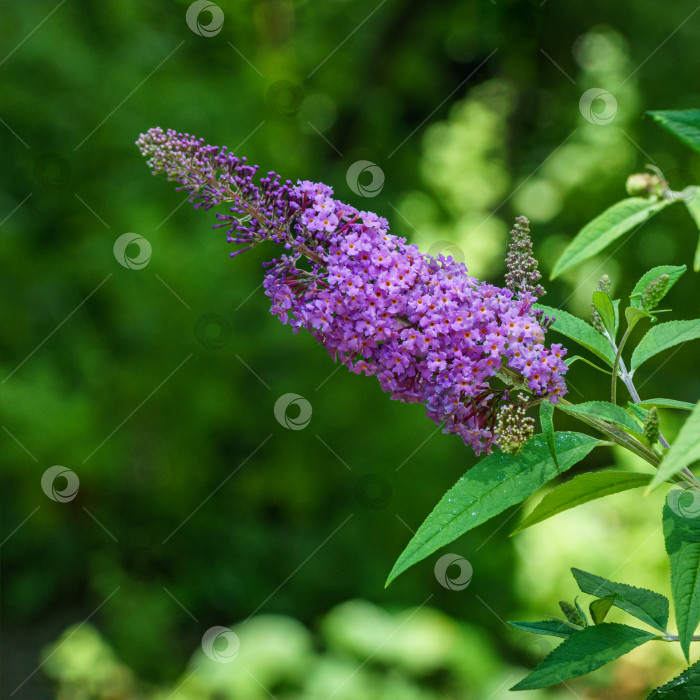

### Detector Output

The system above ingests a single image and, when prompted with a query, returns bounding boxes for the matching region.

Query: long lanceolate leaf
[649,401,700,489]
[511,471,652,535]
[631,320,700,371]
[635,398,696,411]
[664,498,700,661]
[385,433,599,586]
[511,623,657,691]
[534,304,615,365]
[551,197,674,279]
[558,401,643,434]
[571,568,669,633]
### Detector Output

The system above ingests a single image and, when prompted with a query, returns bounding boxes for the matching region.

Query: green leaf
[385,433,600,586]
[592,290,616,337]
[647,659,700,699]
[558,401,643,434]
[625,307,653,328]
[663,498,700,660]
[636,398,696,411]
[628,402,648,423]
[574,597,589,628]
[571,568,669,633]
[508,619,576,639]
[648,109,700,153]
[650,401,700,489]
[631,320,700,371]
[533,304,615,365]
[564,355,612,375]
[539,401,559,471]
[551,198,674,279]
[630,265,686,309]
[511,623,657,691]
[511,471,652,535]
[683,192,700,272]
[590,596,616,624]
[613,298,622,336]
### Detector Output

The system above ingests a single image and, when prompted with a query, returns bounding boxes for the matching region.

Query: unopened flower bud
[596,274,611,294]
[625,173,664,199]
[643,406,660,445]
[505,216,545,301]
[641,274,670,311]
[559,601,586,627]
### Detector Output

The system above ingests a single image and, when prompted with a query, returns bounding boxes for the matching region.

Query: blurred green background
[2,1,700,698]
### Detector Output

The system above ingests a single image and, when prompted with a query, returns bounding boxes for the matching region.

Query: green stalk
[610,325,633,405]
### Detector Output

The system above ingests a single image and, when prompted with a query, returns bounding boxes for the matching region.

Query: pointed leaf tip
[386,432,600,585]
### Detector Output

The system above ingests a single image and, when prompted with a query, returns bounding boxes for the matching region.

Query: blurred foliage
[1,0,699,698]
[41,602,592,700]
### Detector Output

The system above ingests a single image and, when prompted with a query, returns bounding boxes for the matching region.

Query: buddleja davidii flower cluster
[137,128,568,455]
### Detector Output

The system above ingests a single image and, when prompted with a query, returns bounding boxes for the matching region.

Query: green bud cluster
[505,216,545,300]
[495,394,535,455]
[597,274,612,294]
[641,274,670,311]
[559,600,586,627]
[643,406,660,445]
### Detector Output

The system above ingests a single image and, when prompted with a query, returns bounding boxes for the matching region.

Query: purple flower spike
[138,128,568,454]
